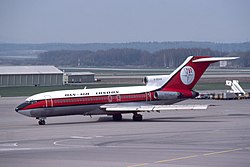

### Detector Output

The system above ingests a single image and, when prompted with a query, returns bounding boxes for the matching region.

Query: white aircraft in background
[15,56,238,125]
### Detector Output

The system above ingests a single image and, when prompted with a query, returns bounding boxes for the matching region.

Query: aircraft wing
[100,104,209,112]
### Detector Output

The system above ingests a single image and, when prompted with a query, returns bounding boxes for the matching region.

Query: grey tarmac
[0,97,250,167]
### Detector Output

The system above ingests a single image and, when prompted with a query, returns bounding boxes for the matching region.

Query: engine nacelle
[180,90,199,98]
[154,91,182,100]
[143,75,170,87]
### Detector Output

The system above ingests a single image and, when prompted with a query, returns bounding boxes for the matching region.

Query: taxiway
[0,97,250,167]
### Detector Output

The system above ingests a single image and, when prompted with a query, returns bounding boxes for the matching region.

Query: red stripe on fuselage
[21,92,156,110]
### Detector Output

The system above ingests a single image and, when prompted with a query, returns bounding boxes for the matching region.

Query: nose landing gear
[36,117,46,125]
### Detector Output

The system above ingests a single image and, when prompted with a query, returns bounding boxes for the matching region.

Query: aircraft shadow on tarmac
[97,114,226,123]
[46,113,250,126]
[141,117,221,123]
[47,115,222,126]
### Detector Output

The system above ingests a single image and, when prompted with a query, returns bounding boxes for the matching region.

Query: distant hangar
[65,72,95,84]
[0,66,96,87]
[0,66,64,87]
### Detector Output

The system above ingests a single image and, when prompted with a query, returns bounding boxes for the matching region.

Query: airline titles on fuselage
[96,90,119,95]
[64,90,120,97]
[65,92,89,97]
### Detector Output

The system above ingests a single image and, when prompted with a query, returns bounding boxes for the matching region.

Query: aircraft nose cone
[15,107,19,112]
[16,109,32,117]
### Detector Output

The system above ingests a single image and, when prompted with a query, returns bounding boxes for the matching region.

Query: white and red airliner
[15,56,238,125]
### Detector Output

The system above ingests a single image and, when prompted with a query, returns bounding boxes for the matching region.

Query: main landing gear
[37,117,46,125]
[112,113,143,121]
[112,114,122,121]
[133,113,143,121]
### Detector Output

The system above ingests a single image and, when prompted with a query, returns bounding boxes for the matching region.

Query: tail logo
[180,66,195,85]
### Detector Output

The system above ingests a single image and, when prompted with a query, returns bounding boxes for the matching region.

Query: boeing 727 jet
[15,56,238,125]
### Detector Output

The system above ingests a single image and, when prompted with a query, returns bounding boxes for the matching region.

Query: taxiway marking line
[0,142,18,147]
[203,148,243,156]
[0,148,32,151]
[127,147,246,167]
[95,136,104,138]
[127,163,148,167]
[71,136,92,139]
[154,155,198,163]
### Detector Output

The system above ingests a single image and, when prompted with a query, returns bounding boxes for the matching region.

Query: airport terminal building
[0,66,63,87]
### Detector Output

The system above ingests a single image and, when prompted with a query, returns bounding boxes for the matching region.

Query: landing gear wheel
[38,119,46,125]
[133,114,143,121]
[112,114,122,121]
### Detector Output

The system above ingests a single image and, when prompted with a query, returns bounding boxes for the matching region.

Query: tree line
[38,48,230,68]
[1,41,250,52]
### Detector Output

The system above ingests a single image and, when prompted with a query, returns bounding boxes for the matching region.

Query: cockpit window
[16,101,30,110]
[30,101,37,104]
[16,100,38,111]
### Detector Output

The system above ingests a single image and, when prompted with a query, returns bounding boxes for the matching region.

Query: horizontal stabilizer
[101,104,209,112]
[193,57,239,63]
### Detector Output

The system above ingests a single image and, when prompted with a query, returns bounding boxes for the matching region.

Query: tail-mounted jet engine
[154,91,199,100]
[154,91,182,100]
[143,75,170,87]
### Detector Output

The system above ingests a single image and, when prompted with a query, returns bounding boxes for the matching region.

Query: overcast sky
[0,0,249,43]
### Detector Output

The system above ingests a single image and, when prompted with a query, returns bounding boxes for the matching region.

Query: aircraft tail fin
[160,56,238,92]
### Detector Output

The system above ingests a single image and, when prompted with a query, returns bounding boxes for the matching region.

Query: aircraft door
[146,92,151,101]
[116,95,121,102]
[44,95,53,108]
[108,95,112,103]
